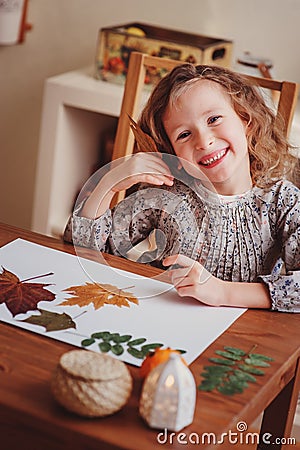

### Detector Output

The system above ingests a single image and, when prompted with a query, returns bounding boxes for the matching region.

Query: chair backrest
[111,51,299,204]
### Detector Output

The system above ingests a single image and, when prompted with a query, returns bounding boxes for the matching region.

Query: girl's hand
[110,152,174,193]
[163,254,271,309]
[163,254,226,307]
[82,152,174,218]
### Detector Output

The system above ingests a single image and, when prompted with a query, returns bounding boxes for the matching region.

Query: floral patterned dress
[64,179,300,313]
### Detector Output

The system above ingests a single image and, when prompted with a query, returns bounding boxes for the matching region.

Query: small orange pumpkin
[140,347,187,378]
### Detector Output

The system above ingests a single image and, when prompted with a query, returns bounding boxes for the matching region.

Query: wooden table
[0,222,299,450]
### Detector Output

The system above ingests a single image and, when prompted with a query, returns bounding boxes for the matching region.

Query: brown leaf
[0,267,55,317]
[61,282,139,310]
[128,115,159,153]
[21,308,76,332]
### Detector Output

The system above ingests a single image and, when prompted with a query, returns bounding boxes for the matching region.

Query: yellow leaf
[60,283,138,310]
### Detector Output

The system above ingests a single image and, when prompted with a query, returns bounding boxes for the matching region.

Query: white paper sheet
[0,239,246,366]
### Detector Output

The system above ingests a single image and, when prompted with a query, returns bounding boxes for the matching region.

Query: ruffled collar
[193,180,253,206]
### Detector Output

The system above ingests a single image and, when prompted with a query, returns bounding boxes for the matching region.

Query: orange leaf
[61,282,138,310]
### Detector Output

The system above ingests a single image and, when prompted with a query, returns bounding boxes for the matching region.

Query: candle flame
[165,374,175,388]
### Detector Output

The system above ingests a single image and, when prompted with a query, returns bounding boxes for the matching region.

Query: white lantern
[139,353,196,431]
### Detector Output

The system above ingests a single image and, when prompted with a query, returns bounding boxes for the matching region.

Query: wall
[1,0,299,230]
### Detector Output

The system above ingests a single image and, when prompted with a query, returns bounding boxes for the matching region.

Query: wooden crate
[95,22,233,87]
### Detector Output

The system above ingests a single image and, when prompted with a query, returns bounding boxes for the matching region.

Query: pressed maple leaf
[0,267,55,317]
[60,282,139,310]
[21,308,76,332]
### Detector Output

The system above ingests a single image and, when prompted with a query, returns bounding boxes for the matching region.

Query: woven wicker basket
[51,349,132,417]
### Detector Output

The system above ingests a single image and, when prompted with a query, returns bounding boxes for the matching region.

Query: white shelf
[32,67,126,237]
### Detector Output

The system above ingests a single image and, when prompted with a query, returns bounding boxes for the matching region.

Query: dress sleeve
[259,183,300,313]
[63,188,162,257]
[63,202,113,252]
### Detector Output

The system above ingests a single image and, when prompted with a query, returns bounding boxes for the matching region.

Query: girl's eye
[208,115,221,125]
[176,131,191,141]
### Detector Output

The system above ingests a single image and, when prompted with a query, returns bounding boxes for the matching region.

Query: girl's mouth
[199,148,228,167]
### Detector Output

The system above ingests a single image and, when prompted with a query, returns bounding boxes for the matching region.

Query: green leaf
[141,343,163,355]
[202,365,231,375]
[127,347,144,359]
[217,385,238,395]
[91,331,106,339]
[218,379,246,395]
[201,366,231,388]
[215,350,242,361]
[128,337,147,346]
[245,357,271,367]
[81,338,96,347]
[91,331,113,340]
[209,357,235,366]
[116,334,132,343]
[233,369,257,383]
[110,333,121,342]
[223,346,247,357]
[101,331,113,341]
[249,353,274,361]
[99,341,111,352]
[229,374,249,387]
[82,330,186,361]
[198,378,221,392]
[111,344,124,355]
[198,345,273,396]
[238,364,265,375]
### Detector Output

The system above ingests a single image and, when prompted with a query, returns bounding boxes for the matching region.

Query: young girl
[64,64,300,313]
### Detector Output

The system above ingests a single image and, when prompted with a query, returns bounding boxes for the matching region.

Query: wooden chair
[111,51,299,204]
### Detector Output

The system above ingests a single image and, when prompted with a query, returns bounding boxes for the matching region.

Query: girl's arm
[64,153,174,254]
[163,254,271,309]
[81,153,174,219]
[164,182,300,312]
[64,152,174,250]
[258,181,300,312]
[222,280,271,309]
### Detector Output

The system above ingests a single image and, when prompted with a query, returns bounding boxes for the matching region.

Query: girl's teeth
[202,150,226,165]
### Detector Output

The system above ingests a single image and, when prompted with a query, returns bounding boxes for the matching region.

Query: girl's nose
[194,130,214,150]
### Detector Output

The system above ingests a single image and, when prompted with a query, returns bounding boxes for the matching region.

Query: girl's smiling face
[163,79,252,195]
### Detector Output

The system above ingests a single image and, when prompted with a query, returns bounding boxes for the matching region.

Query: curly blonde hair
[139,64,298,188]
